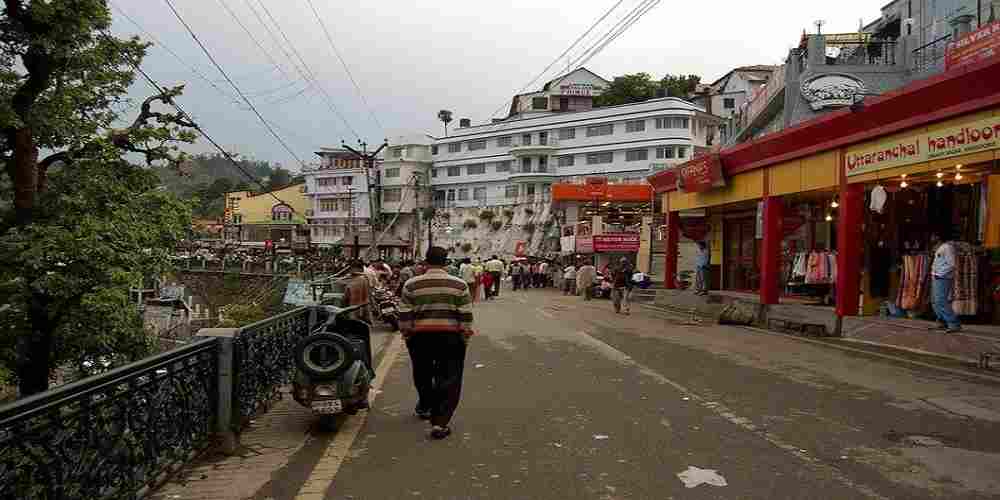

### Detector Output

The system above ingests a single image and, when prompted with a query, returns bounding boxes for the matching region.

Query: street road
[288,290,1000,499]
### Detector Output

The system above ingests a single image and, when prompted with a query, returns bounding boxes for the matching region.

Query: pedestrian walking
[930,231,962,333]
[694,241,711,296]
[577,260,596,300]
[563,262,577,295]
[398,246,475,440]
[485,255,504,299]
[611,258,634,314]
[460,258,479,304]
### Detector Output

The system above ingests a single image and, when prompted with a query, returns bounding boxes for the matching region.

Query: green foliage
[153,154,284,218]
[594,72,702,107]
[491,220,503,231]
[463,219,477,230]
[478,210,495,222]
[217,303,268,328]
[543,219,555,229]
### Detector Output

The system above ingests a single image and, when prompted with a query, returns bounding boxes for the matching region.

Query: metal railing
[0,338,218,500]
[827,41,897,66]
[912,34,952,73]
[231,307,312,425]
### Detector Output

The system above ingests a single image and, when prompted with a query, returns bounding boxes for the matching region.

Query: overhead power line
[163,0,308,170]
[568,0,661,70]
[215,0,294,82]
[304,0,384,134]
[487,0,626,119]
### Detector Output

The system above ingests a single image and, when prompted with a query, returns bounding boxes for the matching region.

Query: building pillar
[760,196,784,305]
[664,211,680,289]
[836,183,864,317]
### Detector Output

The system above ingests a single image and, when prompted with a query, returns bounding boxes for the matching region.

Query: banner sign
[676,153,725,193]
[845,114,1000,176]
[593,233,640,253]
[575,236,594,254]
[945,21,1000,70]
[560,236,576,254]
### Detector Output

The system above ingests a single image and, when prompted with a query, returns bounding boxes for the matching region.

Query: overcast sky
[111,0,884,170]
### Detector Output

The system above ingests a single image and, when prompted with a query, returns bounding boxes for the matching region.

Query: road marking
[573,329,889,500]
[294,334,404,499]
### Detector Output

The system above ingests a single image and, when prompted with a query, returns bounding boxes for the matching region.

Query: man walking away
[343,260,375,378]
[930,232,961,333]
[486,255,504,299]
[612,258,634,314]
[695,241,711,296]
[460,258,479,303]
[398,246,475,440]
[563,261,577,295]
[577,260,596,300]
[538,260,549,288]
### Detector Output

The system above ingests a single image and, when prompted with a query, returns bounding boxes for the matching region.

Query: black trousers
[489,271,502,297]
[405,333,468,427]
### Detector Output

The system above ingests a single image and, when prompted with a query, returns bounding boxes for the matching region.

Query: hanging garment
[950,241,978,316]
[870,185,888,214]
[897,253,931,311]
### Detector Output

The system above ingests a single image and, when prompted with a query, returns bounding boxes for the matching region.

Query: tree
[661,74,701,98]
[1,0,197,395]
[593,73,659,107]
[437,109,453,137]
[266,166,292,191]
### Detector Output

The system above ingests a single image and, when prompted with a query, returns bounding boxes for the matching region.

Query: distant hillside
[154,154,294,218]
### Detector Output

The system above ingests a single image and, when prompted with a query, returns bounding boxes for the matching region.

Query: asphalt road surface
[285,289,1000,500]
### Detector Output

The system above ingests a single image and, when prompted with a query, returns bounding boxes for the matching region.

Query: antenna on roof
[814,19,825,35]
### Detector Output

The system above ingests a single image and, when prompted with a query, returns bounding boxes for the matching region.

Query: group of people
[561,257,639,314]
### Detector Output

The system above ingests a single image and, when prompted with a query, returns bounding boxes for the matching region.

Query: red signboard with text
[945,21,1000,70]
[575,236,594,254]
[676,153,725,193]
[593,233,640,253]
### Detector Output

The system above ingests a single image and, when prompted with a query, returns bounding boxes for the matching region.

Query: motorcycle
[373,286,400,331]
[292,304,374,429]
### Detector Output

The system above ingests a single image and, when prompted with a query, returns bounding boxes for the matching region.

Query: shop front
[650,54,1000,335]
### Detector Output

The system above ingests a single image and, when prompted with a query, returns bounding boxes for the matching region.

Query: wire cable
[304,0,384,134]
[570,0,660,69]
[216,0,295,82]
[163,0,308,170]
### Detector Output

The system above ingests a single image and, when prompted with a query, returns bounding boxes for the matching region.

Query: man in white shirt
[485,256,505,299]
[930,232,961,333]
[577,261,597,300]
[562,262,577,295]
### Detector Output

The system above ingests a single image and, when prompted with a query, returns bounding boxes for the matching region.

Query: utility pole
[342,139,387,259]
[347,186,357,259]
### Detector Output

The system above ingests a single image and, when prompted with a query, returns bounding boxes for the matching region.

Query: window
[232,214,242,224]
[498,136,512,147]
[520,157,532,172]
[526,184,535,196]
[723,98,735,109]
[383,188,402,202]
[448,143,461,153]
[625,120,646,133]
[539,131,548,145]
[537,156,548,172]
[655,117,668,129]
[272,204,293,221]
[656,146,675,159]
[447,190,456,201]
[385,167,400,178]
[495,160,511,172]
[431,145,438,155]
[586,152,613,164]
[558,127,576,140]
[557,155,575,167]
[532,97,548,110]
[390,147,403,158]
[447,166,461,176]
[458,188,469,201]
[521,134,531,145]
[677,146,688,159]
[468,139,486,151]
[505,185,519,198]
[586,124,613,137]
[672,117,690,129]
[431,168,439,178]
[320,199,338,212]
[434,190,446,202]
[542,183,551,194]
[341,176,353,186]
[466,163,486,175]
[473,187,487,202]
[626,149,648,162]
[318,177,336,187]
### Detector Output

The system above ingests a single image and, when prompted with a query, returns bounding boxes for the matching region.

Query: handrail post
[196,327,240,455]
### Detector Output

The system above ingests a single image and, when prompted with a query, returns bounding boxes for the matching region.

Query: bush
[463,219,478,230]
[524,222,536,234]
[491,220,503,231]
[461,242,473,253]
[503,209,514,219]
[479,210,495,221]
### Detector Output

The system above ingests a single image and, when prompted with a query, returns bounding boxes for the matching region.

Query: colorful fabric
[950,241,978,316]
[897,253,931,311]
[399,268,474,335]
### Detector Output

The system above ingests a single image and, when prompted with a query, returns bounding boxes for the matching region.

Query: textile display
[896,253,931,311]
[789,251,837,284]
[950,241,978,316]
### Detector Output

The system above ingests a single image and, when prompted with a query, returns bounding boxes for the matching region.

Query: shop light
[955,172,963,180]
[936,171,944,178]
[825,214,833,222]
[955,164,963,170]
[830,199,839,208]
[900,180,909,188]
[937,180,944,187]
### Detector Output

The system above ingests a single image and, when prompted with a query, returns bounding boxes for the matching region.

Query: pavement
[155,289,1000,500]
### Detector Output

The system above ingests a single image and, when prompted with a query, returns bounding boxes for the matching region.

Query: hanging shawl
[951,241,978,316]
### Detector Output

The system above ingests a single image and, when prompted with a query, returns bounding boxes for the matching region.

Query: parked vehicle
[373,286,399,331]
[292,305,374,429]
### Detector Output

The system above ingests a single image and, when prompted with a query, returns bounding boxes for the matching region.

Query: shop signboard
[593,233,640,253]
[845,114,1000,177]
[945,21,1000,70]
[676,153,725,193]
[576,236,594,253]
[560,236,576,255]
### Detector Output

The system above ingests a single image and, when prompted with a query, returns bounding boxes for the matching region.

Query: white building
[302,148,374,246]
[689,65,778,119]
[377,134,434,258]
[430,68,720,210]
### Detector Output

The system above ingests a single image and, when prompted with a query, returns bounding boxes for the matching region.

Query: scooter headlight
[314,384,337,397]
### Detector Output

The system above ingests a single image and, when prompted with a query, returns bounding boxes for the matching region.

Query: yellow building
[223,183,310,249]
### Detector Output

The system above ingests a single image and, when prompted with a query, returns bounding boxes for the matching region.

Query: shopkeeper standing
[930,231,961,333]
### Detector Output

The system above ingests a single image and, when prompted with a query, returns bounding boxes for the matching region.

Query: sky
[111,0,886,170]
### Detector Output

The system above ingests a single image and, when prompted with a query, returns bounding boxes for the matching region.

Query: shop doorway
[724,218,759,291]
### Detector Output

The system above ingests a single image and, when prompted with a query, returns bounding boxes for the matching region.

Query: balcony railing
[911,34,951,73]
[826,41,897,66]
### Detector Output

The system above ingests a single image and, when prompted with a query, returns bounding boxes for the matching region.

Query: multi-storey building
[429,69,720,210]
[377,134,434,259]
[302,148,374,246]
[223,183,309,249]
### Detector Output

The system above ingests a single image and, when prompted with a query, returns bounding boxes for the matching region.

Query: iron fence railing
[827,41,897,66]
[0,338,218,500]
[231,307,312,425]
[912,34,952,72]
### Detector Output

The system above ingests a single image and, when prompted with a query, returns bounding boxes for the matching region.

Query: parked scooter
[292,304,374,429]
[373,286,399,331]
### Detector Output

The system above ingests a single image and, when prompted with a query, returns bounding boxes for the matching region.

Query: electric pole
[342,139,387,259]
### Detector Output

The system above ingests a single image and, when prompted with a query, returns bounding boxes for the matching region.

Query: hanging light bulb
[955,172,963,180]
[900,180,909,188]
[955,164,963,170]
[936,171,944,178]
[830,199,839,208]
[937,180,944,187]
[825,214,833,222]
